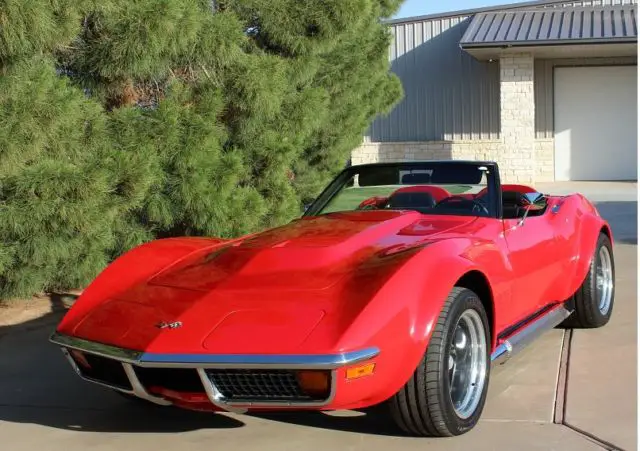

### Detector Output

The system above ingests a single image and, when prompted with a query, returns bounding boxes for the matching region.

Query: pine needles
[0,0,403,299]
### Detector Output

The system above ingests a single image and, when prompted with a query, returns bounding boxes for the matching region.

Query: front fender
[334,239,491,406]
[562,195,612,300]
[56,237,227,335]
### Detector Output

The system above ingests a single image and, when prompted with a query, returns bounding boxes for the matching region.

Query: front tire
[563,233,615,328]
[389,287,491,437]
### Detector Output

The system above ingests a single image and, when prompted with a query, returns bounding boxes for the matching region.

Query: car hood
[66,211,477,353]
[147,210,473,291]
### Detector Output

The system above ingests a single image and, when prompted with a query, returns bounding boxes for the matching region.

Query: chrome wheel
[447,309,488,420]
[390,288,490,437]
[596,246,614,315]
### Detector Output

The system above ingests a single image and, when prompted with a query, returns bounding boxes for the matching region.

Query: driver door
[502,199,564,322]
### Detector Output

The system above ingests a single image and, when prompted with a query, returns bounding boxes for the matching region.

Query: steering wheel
[436,196,489,215]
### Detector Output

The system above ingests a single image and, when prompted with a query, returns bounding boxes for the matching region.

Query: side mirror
[518,192,547,226]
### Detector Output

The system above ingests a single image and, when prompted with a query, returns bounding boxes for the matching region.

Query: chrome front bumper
[50,332,379,413]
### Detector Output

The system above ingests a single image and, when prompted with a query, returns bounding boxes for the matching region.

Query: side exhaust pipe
[491,304,572,365]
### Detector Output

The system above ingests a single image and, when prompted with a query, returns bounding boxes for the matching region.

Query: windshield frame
[303,161,502,219]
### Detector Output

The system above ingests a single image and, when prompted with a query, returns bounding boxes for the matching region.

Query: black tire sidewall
[585,234,616,326]
[436,289,491,435]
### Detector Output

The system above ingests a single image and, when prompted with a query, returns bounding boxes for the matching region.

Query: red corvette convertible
[51,161,615,437]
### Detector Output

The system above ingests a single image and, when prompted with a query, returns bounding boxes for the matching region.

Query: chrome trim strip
[491,304,571,365]
[122,363,172,406]
[196,368,247,413]
[52,333,142,363]
[61,347,82,375]
[139,348,380,369]
[489,340,511,365]
[61,348,136,395]
[50,332,379,369]
[51,332,378,411]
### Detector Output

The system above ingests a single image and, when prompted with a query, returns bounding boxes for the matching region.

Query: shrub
[0,0,402,298]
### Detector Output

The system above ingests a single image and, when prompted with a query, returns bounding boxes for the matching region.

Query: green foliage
[0,57,115,296]
[0,0,403,299]
[0,0,84,63]
[70,0,204,80]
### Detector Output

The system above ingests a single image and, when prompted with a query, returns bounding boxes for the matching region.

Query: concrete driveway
[0,183,636,451]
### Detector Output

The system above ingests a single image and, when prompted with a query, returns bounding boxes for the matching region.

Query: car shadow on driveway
[249,405,403,437]
[0,401,245,434]
[0,305,245,434]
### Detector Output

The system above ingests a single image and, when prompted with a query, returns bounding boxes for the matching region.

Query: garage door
[554,65,637,181]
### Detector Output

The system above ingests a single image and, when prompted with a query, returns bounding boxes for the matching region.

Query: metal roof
[387,0,636,25]
[460,4,637,48]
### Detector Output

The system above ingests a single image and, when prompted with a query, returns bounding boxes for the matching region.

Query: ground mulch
[0,291,81,328]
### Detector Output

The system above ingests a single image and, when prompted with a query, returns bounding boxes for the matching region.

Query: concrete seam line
[563,423,625,451]
[552,328,571,425]
[557,328,625,451]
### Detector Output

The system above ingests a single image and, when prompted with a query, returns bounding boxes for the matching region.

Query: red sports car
[51,161,615,437]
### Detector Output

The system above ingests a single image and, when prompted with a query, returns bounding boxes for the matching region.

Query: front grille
[206,369,328,402]
[134,367,204,393]
[70,352,132,390]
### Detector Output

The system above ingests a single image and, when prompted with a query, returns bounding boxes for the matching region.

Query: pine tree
[0,0,402,299]
[0,56,133,296]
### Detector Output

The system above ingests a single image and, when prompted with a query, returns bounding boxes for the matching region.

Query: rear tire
[389,287,491,437]
[562,233,615,329]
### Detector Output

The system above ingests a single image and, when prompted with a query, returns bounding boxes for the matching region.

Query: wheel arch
[454,270,496,349]
[564,209,614,300]
[331,240,503,408]
[600,223,613,244]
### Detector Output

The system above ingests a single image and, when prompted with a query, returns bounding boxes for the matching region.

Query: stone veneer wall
[352,141,502,164]
[499,53,536,183]
[351,138,555,183]
[535,138,554,182]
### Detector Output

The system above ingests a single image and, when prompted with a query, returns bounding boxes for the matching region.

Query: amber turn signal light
[296,370,331,398]
[346,362,375,380]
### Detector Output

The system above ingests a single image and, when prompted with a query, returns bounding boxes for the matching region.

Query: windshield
[306,162,498,218]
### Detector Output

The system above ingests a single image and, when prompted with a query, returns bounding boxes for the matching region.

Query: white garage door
[554,65,638,181]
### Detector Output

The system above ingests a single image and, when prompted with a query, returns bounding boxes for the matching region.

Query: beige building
[353,0,638,183]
